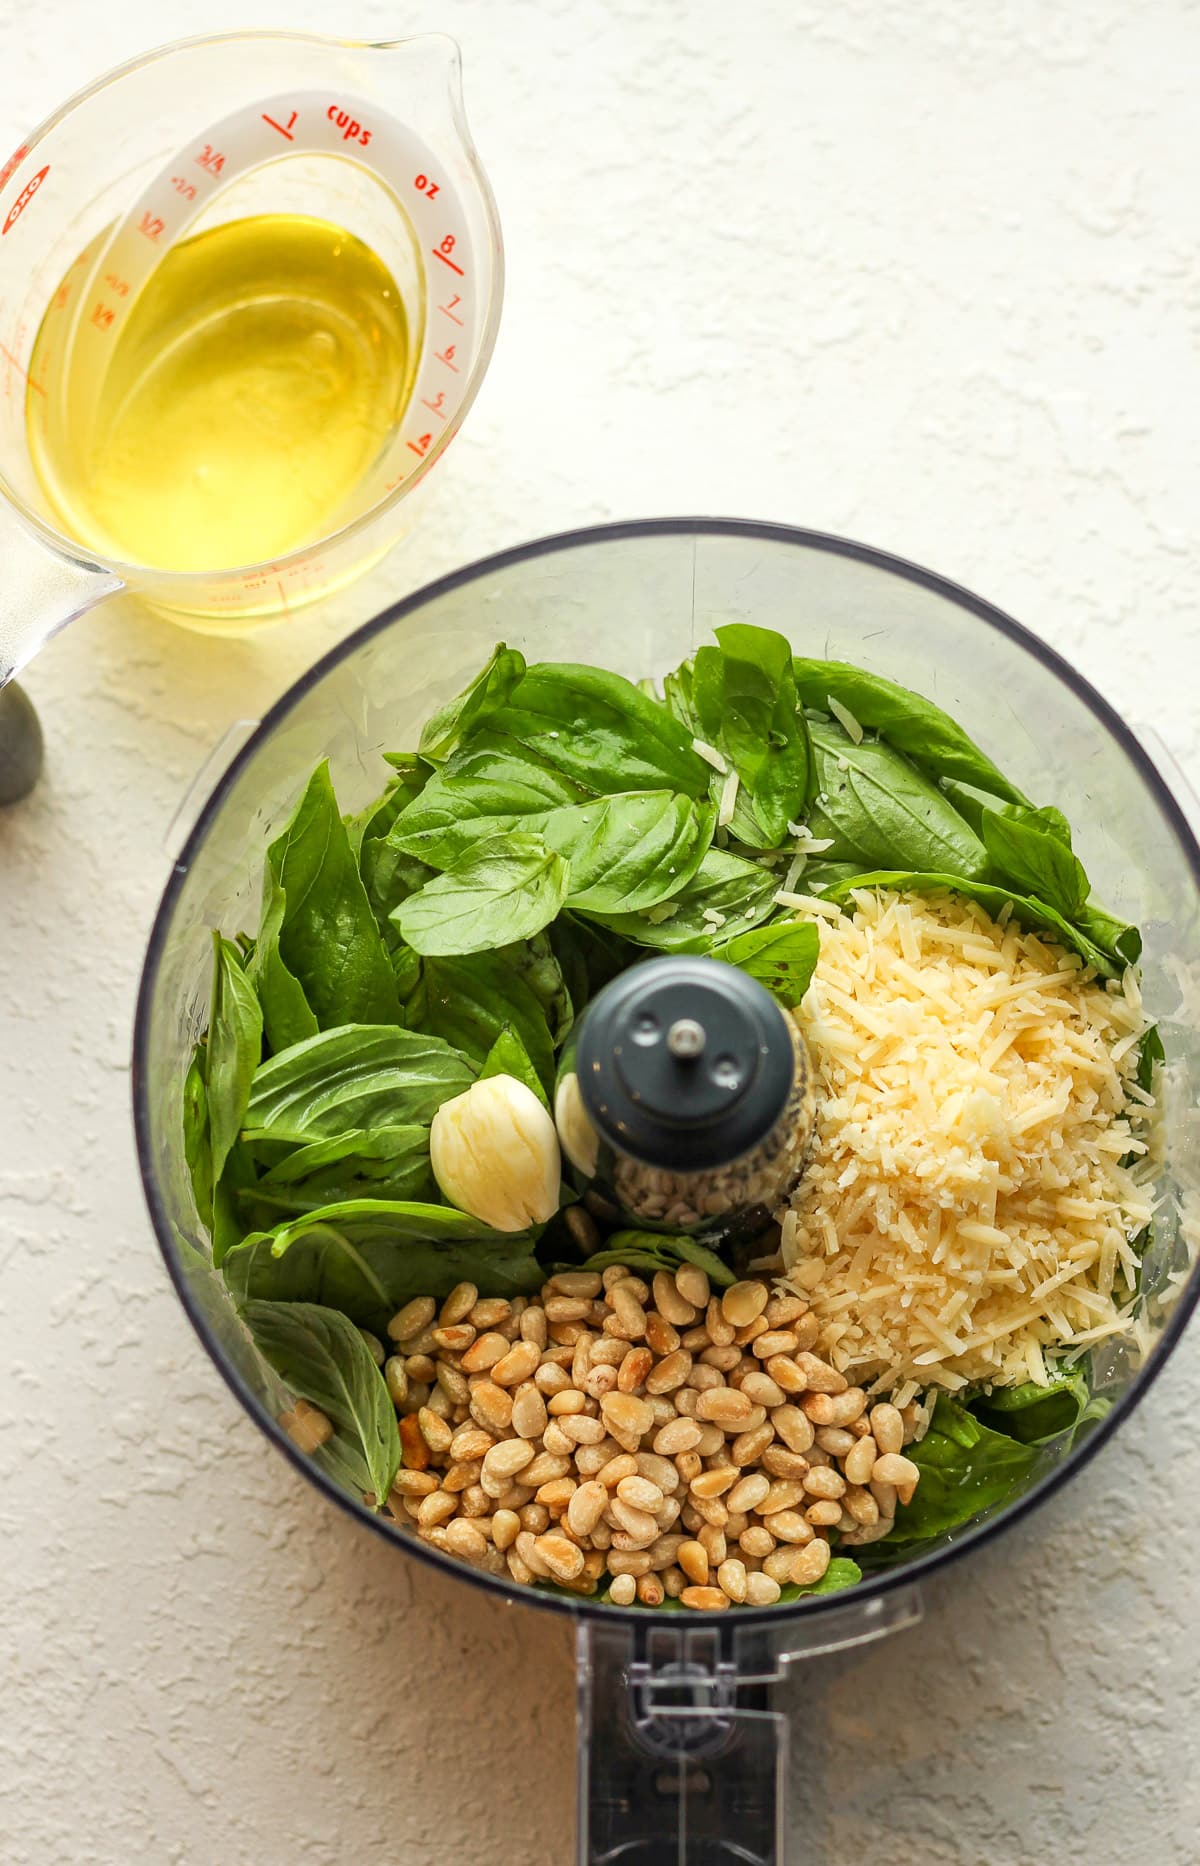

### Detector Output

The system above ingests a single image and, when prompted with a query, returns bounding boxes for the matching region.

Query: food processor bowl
[133,520,1200,1865]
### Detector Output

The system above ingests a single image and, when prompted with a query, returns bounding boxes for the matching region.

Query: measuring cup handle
[0,499,124,801]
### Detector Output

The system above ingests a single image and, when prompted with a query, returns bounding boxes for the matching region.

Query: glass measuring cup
[0,30,503,693]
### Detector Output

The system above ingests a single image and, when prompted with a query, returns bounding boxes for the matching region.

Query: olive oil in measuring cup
[26,213,416,573]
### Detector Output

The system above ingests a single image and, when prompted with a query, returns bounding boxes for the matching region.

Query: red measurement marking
[139,212,165,242]
[0,144,27,191]
[2,164,49,237]
[439,295,464,326]
[171,176,198,200]
[431,246,464,276]
[420,394,448,422]
[196,145,225,175]
[414,173,440,201]
[0,340,45,395]
[276,578,291,619]
[436,344,459,371]
[54,283,70,311]
[104,273,130,298]
[262,110,298,141]
[406,433,434,458]
[90,303,115,331]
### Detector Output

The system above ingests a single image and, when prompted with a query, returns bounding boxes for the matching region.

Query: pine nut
[803,1466,846,1501]
[534,1362,572,1396]
[733,1314,769,1347]
[383,1357,409,1407]
[514,1529,551,1577]
[520,1307,549,1350]
[417,1407,453,1455]
[608,1497,659,1544]
[765,1295,807,1327]
[522,1452,572,1488]
[806,1500,843,1527]
[763,1545,799,1583]
[432,1323,476,1352]
[404,1353,436,1382]
[721,1280,769,1328]
[492,1508,520,1550]
[542,1420,574,1456]
[695,1387,753,1427]
[608,1572,637,1605]
[844,1486,879,1526]
[559,1413,606,1446]
[480,1438,536,1497]
[518,1502,551,1532]
[768,1510,814,1545]
[697,1522,727,1564]
[601,1392,655,1440]
[727,1472,771,1514]
[843,1435,877,1486]
[687,1363,724,1393]
[444,1518,487,1563]
[544,1296,591,1323]
[717,1558,748,1603]
[469,1298,511,1330]
[760,1355,804,1394]
[694,1424,726,1457]
[681,1586,728,1611]
[681,1325,712,1352]
[601,1265,631,1291]
[590,1337,628,1368]
[815,1426,857,1457]
[459,1332,508,1373]
[752,1329,800,1360]
[740,1371,786,1408]
[759,1480,806,1515]
[537,1477,578,1511]
[417,1489,457,1528]
[571,1334,594,1387]
[673,1388,700,1418]
[388,1297,435,1342]
[772,1405,816,1454]
[448,1425,493,1463]
[507,1549,534,1585]
[583,1364,619,1399]
[547,1388,587,1415]
[635,1572,665,1606]
[739,1524,775,1558]
[618,1347,654,1392]
[550,1271,603,1299]
[663,1565,687,1598]
[597,1451,640,1488]
[675,1449,703,1482]
[435,1363,470,1405]
[607,1549,653,1576]
[576,1438,621,1475]
[567,1480,609,1537]
[790,1539,831,1586]
[617,1475,665,1512]
[508,1386,547,1441]
[730,1422,775,1466]
[607,1284,649,1339]
[675,1264,710,1309]
[792,1352,847,1394]
[704,1296,735,1347]
[689,1466,735,1501]
[803,1388,867,1427]
[745,1572,782,1605]
[463,1483,493,1515]
[424,1385,454,1421]
[490,1341,540,1387]
[678,1540,709,1585]
[644,1312,680,1357]
[761,1446,808,1480]
[870,1404,905,1456]
[443,1459,482,1493]
[649,1271,693,1326]
[872,1452,920,1502]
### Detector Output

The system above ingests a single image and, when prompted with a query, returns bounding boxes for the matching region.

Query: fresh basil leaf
[793,659,1028,805]
[479,1026,551,1108]
[549,915,634,1011]
[713,920,819,1005]
[691,625,812,846]
[389,735,587,867]
[207,935,263,1192]
[1135,1024,1164,1096]
[1074,901,1142,969]
[246,1125,434,1215]
[416,945,558,1094]
[584,848,780,952]
[211,1140,260,1266]
[981,806,1089,918]
[583,1231,736,1288]
[223,1201,542,1329]
[487,664,711,799]
[258,761,400,1032]
[881,1394,1039,1546]
[807,721,989,879]
[818,869,1122,978]
[395,833,570,956]
[344,762,424,859]
[662,660,699,735]
[970,1366,1091,1445]
[183,1045,214,1234]
[242,1298,400,1505]
[777,1557,862,1600]
[418,643,527,762]
[243,1025,475,1142]
[249,869,320,1055]
[553,792,716,914]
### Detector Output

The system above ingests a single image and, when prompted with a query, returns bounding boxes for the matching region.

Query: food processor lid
[574,955,796,1171]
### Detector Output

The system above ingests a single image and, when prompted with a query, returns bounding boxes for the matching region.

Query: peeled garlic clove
[430,1074,561,1231]
[553,1070,599,1178]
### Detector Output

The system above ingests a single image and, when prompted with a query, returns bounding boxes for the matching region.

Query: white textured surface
[2,3,1200,1861]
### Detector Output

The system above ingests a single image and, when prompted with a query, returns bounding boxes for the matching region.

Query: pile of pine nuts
[296,1264,923,1610]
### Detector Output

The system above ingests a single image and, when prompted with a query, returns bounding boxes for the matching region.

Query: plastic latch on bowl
[163,718,259,865]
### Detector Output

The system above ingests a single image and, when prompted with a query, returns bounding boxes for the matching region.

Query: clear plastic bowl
[132,520,1200,1858]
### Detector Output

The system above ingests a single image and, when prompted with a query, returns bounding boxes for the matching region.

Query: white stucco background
[2,3,1199,1860]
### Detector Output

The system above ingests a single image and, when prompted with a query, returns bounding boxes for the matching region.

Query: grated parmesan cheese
[827,697,864,744]
[692,736,727,775]
[717,768,740,828]
[779,888,1156,1392]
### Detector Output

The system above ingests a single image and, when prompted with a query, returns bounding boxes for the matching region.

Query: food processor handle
[576,1619,786,1866]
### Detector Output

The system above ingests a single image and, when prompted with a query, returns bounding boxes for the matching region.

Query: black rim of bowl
[131,516,1200,1629]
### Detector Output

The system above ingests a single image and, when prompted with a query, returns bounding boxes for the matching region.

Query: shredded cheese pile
[780,888,1156,1397]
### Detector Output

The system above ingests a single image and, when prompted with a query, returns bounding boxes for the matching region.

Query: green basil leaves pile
[181,625,1149,1589]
